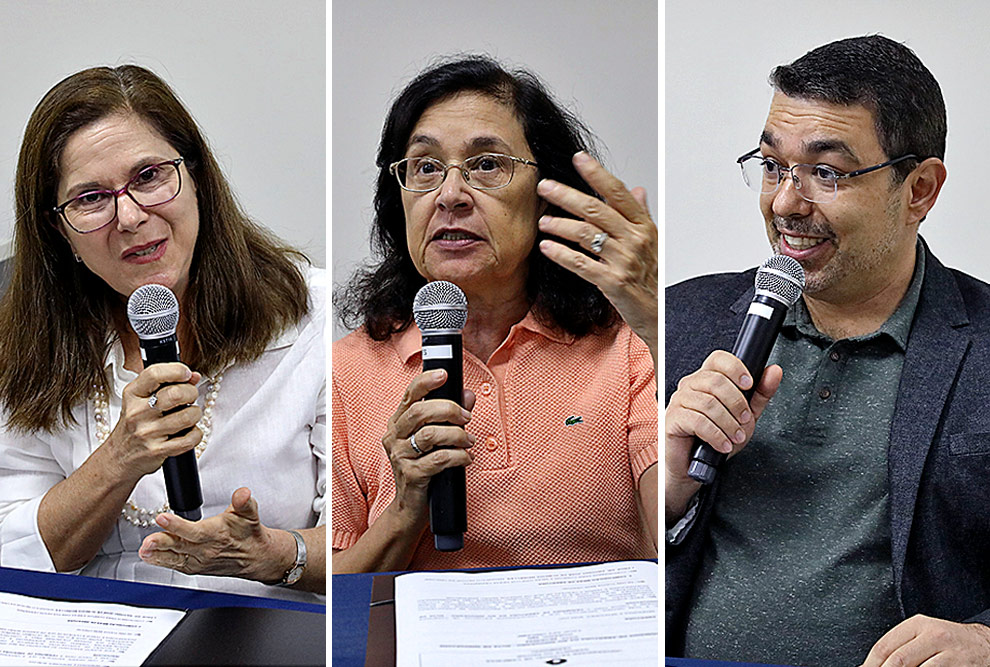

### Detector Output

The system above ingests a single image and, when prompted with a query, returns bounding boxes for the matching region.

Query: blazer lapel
[887,245,970,612]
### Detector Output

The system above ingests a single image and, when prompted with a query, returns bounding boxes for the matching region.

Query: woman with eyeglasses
[332,56,658,573]
[0,65,325,601]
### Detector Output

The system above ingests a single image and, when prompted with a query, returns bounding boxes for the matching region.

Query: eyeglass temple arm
[841,154,919,179]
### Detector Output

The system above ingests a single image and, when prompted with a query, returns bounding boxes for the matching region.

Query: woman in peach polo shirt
[332,56,658,572]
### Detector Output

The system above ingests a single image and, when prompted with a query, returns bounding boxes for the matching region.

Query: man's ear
[904,157,947,225]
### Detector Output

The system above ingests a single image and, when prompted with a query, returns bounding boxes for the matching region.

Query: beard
[767,194,906,300]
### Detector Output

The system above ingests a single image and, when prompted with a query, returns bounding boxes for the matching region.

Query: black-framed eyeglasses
[736,149,918,203]
[389,153,538,193]
[53,157,185,234]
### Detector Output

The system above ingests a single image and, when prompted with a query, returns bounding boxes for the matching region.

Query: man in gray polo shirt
[665,36,990,666]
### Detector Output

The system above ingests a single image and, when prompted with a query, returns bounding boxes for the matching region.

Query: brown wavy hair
[0,65,309,432]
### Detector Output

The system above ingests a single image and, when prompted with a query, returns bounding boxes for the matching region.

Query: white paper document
[394,560,658,666]
[0,591,185,667]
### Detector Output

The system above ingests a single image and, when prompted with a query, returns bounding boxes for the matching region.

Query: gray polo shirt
[683,246,924,667]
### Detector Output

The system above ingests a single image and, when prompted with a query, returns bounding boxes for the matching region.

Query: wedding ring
[590,231,609,254]
[148,393,159,409]
[409,433,423,456]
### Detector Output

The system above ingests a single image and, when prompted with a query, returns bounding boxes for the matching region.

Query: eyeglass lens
[740,158,837,203]
[62,161,181,232]
[397,154,514,191]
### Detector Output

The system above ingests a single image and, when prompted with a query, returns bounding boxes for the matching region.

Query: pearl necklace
[92,373,223,527]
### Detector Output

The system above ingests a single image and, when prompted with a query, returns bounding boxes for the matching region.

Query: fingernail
[537,179,556,194]
[721,439,733,453]
[461,408,472,421]
[156,515,169,528]
[741,410,752,423]
[433,370,445,380]
[538,215,550,227]
[740,374,752,389]
[574,150,591,163]
[467,433,477,444]
[733,429,745,444]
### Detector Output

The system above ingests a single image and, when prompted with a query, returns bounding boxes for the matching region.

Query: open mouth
[133,241,164,257]
[124,240,166,260]
[432,230,482,242]
[781,234,828,251]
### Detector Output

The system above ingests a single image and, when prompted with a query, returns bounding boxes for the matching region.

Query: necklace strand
[93,374,223,527]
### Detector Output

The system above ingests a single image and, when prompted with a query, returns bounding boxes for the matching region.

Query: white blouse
[0,267,325,604]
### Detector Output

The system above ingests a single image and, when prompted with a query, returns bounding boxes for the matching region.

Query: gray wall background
[667,1,990,286]
[0,1,325,266]
[332,0,658,340]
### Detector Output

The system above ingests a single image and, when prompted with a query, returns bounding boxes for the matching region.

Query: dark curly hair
[335,55,618,340]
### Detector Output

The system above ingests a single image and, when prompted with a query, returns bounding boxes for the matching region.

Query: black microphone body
[687,255,804,485]
[687,295,788,483]
[413,280,469,552]
[129,286,203,521]
[422,331,467,551]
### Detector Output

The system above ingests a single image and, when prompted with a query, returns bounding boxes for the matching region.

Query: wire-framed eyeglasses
[389,153,538,193]
[737,149,918,203]
[54,157,185,234]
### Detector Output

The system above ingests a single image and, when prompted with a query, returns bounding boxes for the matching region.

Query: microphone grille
[127,284,179,339]
[755,254,805,306]
[413,281,468,332]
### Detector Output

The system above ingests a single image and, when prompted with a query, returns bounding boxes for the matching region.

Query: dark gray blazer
[665,239,990,654]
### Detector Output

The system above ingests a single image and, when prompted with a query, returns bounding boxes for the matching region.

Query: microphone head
[127,284,179,340]
[413,281,468,332]
[755,254,805,306]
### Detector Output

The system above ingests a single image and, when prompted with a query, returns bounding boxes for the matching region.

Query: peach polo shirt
[331,312,658,569]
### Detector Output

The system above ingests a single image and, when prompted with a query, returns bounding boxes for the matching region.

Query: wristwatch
[278,530,307,587]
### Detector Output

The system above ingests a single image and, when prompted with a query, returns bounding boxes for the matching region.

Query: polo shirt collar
[783,239,925,351]
[393,309,574,364]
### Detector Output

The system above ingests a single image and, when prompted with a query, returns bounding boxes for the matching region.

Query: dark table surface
[332,570,378,667]
[1,565,326,665]
[0,564,326,614]
[666,659,794,667]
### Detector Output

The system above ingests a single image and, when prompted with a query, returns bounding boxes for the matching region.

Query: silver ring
[409,433,423,456]
[148,393,159,409]
[590,231,609,254]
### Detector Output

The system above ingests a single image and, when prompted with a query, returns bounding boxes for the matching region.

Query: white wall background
[666,0,990,286]
[331,0,658,339]
[0,0,325,266]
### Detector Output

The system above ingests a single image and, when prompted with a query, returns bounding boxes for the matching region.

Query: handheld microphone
[127,284,203,521]
[687,255,805,485]
[413,280,469,551]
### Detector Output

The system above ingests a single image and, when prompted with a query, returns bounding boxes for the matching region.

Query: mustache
[772,215,835,239]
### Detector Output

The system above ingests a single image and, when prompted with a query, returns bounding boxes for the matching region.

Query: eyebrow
[62,157,170,200]
[405,134,513,155]
[760,131,859,163]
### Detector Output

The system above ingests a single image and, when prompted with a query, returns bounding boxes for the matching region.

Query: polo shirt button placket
[481,382,493,397]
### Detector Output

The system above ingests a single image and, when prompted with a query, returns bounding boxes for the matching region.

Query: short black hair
[770,35,945,181]
[335,55,618,340]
